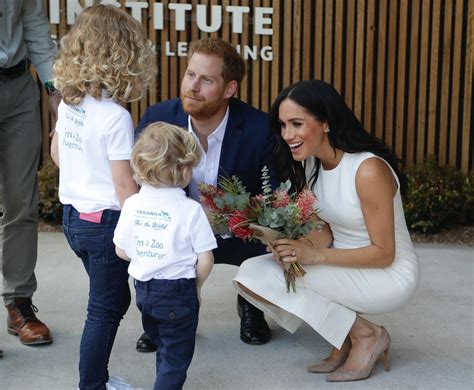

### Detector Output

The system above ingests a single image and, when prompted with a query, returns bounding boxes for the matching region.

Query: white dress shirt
[187,107,229,201]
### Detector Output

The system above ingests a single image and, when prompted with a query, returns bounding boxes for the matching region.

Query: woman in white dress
[233,80,419,382]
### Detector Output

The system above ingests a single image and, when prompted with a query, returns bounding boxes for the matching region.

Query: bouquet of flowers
[199,166,323,292]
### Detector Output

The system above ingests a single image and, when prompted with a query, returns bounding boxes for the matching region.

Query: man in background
[134,37,277,351]
[0,0,60,349]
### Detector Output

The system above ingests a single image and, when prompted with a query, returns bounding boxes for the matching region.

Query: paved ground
[0,233,473,389]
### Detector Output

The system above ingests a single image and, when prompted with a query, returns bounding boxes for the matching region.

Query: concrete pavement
[0,233,473,389]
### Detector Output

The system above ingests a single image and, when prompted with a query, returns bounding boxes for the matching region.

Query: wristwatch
[44,80,57,95]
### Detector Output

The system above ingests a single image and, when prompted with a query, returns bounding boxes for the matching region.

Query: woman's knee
[238,282,275,306]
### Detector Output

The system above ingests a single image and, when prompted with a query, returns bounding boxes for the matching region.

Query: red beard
[181,92,226,120]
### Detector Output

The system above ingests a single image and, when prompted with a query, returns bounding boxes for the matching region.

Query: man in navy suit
[134,38,276,352]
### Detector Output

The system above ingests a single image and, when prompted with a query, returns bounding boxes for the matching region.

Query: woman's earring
[324,127,330,133]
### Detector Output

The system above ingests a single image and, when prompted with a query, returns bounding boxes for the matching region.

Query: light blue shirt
[0,0,57,83]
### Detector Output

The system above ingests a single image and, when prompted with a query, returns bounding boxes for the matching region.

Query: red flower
[228,210,253,240]
[255,194,265,203]
[296,189,316,222]
[199,183,225,212]
[200,195,220,212]
[272,190,290,208]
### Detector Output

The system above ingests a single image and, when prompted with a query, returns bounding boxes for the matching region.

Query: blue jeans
[135,278,199,390]
[63,205,131,390]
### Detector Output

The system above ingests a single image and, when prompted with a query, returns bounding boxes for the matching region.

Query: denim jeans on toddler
[63,205,131,390]
[135,278,199,390]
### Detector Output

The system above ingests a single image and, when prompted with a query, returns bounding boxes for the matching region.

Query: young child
[114,122,216,390]
[50,5,156,389]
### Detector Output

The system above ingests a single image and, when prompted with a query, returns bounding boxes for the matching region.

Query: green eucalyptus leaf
[214,197,225,209]
[223,193,235,205]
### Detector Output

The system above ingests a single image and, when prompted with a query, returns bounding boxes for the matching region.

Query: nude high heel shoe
[325,327,391,382]
[307,339,351,373]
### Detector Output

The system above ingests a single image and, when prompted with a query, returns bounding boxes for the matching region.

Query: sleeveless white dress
[233,152,419,348]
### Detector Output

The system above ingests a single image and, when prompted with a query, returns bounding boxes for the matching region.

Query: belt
[0,59,31,81]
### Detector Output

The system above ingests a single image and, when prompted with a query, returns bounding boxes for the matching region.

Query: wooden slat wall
[41,0,473,172]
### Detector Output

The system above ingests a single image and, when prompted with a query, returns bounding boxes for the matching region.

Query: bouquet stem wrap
[249,224,306,293]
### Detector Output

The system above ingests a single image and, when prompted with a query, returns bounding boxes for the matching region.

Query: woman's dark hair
[270,80,406,194]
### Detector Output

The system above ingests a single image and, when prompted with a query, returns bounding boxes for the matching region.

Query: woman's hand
[266,244,285,269]
[273,237,326,266]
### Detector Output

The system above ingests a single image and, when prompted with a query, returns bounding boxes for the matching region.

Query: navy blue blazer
[135,98,277,266]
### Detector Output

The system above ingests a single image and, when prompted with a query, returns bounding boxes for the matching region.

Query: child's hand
[115,246,130,261]
[197,286,202,306]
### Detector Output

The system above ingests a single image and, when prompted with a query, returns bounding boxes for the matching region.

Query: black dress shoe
[237,295,271,345]
[136,332,158,353]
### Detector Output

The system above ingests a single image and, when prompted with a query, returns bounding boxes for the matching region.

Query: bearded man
[134,37,276,352]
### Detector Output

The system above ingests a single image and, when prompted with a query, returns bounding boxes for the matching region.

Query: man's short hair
[188,38,245,84]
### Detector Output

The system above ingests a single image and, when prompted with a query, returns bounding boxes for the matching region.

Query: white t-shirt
[55,95,134,212]
[113,185,217,281]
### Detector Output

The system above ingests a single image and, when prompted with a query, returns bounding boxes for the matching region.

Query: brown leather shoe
[6,298,52,346]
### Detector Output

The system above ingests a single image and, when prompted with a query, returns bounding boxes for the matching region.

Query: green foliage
[260,165,272,197]
[275,179,292,193]
[214,175,250,211]
[257,204,317,238]
[404,158,472,233]
[462,173,474,225]
[38,158,62,224]
[219,175,247,195]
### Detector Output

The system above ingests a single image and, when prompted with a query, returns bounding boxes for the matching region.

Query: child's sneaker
[106,376,137,390]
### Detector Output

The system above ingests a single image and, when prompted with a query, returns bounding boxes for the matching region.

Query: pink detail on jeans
[79,210,104,224]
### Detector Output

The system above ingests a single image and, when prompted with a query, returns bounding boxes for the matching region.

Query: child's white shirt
[55,95,134,212]
[113,185,217,281]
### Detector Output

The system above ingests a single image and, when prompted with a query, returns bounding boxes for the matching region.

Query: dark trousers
[0,72,41,305]
[214,236,266,266]
[63,205,131,390]
[135,278,199,390]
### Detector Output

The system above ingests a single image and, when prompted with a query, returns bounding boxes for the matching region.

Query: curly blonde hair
[54,4,157,105]
[132,122,201,188]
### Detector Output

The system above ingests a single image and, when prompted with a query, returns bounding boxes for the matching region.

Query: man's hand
[48,90,61,135]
